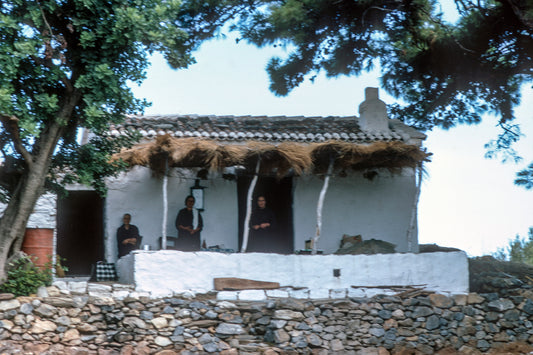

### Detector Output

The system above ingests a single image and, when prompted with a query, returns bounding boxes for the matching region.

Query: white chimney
[358,87,389,132]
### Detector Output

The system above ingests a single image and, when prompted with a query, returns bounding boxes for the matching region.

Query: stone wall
[0,193,56,229]
[0,281,532,354]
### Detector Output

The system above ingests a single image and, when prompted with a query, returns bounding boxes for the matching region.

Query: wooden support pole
[241,159,261,253]
[312,158,334,254]
[406,163,423,252]
[161,158,169,250]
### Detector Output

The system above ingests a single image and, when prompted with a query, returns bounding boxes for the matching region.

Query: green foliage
[494,228,533,265]
[515,163,533,190]
[0,255,52,297]
[234,0,533,185]
[0,0,246,204]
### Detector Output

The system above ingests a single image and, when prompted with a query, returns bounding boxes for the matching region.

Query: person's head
[185,195,195,209]
[123,213,132,225]
[257,196,266,209]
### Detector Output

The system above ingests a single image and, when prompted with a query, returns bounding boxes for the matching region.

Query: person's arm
[131,225,140,246]
[195,213,203,232]
[117,227,135,252]
[260,209,276,229]
[175,211,181,231]
[132,225,140,238]
[250,211,260,230]
[176,210,193,233]
[117,227,124,244]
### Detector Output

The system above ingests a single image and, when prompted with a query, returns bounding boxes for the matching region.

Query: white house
[104,87,429,259]
[43,87,469,297]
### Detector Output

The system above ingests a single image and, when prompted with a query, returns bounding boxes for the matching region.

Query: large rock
[62,329,81,342]
[215,323,244,335]
[273,310,304,321]
[0,299,20,311]
[487,299,515,312]
[30,319,57,334]
[429,294,454,308]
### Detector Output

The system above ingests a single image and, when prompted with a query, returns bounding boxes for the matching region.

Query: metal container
[142,245,151,251]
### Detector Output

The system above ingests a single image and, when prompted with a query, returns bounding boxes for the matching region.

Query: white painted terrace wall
[106,166,419,262]
[293,169,418,253]
[117,250,469,298]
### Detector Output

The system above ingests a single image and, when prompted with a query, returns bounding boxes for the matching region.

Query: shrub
[494,227,533,266]
[0,254,52,296]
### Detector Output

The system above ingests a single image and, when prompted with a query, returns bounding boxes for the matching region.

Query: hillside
[469,255,533,296]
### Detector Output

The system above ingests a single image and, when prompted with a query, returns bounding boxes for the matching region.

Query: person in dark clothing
[117,213,141,258]
[175,195,203,251]
[248,196,276,252]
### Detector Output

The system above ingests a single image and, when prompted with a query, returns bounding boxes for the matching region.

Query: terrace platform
[116,250,469,299]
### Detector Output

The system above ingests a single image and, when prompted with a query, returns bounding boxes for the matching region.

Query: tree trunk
[406,164,423,252]
[0,93,79,281]
[161,158,169,250]
[240,159,260,253]
[312,158,334,254]
[0,159,53,281]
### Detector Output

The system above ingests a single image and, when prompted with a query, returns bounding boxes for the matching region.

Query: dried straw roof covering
[112,134,430,176]
[310,141,431,174]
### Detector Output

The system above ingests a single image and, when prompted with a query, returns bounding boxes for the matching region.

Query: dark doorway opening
[237,176,294,254]
[56,191,104,276]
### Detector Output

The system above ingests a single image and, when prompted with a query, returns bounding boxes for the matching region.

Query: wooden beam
[214,277,280,291]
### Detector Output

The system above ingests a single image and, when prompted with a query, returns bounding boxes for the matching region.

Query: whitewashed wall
[117,250,469,298]
[105,166,239,262]
[106,166,419,261]
[0,193,57,229]
[293,169,418,253]
[0,194,57,265]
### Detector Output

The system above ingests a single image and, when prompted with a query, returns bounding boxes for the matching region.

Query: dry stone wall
[0,281,532,354]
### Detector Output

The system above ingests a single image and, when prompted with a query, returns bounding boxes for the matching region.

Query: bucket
[21,228,53,269]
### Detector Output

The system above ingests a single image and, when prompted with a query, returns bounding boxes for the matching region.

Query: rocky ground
[0,253,532,354]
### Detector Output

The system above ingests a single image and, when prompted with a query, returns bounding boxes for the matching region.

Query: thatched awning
[310,141,431,174]
[112,135,430,177]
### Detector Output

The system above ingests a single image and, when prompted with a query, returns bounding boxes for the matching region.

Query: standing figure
[175,195,203,251]
[117,213,141,258]
[248,196,276,252]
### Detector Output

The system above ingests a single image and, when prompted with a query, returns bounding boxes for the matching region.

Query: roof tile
[114,114,426,144]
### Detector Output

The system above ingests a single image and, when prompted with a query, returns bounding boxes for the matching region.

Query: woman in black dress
[175,195,203,251]
[248,196,276,252]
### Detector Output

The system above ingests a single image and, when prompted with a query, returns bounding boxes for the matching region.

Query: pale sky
[130,33,533,257]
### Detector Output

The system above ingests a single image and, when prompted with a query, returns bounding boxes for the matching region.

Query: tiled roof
[111,114,426,144]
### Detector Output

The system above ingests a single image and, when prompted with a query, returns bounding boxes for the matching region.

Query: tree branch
[0,114,33,167]
[31,55,74,92]
[37,0,55,38]
[33,1,74,93]
[418,7,476,54]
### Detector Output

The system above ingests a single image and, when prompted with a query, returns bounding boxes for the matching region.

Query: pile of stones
[0,280,532,354]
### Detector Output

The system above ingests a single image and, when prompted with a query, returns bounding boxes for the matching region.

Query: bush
[0,254,52,296]
[494,227,533,266]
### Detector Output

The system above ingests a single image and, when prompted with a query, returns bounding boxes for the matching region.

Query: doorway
[56,190,104,276]
[237,176,294,254]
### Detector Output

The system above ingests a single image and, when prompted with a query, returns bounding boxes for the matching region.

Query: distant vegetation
[494,227,533,266]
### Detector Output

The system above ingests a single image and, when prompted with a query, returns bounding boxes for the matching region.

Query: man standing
[116,213,141,258]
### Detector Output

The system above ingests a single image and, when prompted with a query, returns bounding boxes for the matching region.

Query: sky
[130,31,533,258]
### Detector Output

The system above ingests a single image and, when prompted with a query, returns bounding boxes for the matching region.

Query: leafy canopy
[0,0,247,201]
[234,0,533,187]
